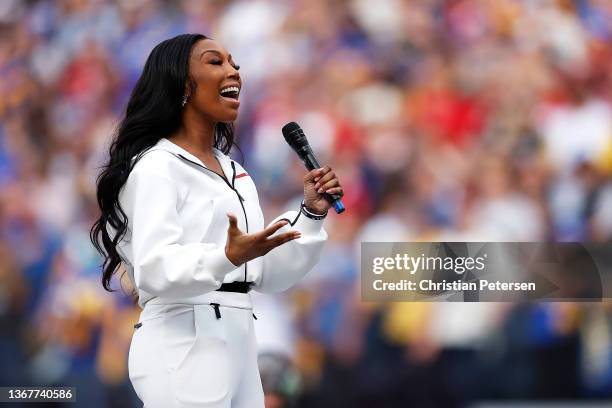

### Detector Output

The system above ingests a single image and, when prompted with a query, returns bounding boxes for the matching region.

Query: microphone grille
[282,121,308,149]
[282,121,300,136]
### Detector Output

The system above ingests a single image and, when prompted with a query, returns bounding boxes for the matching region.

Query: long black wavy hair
[90,33,237,292]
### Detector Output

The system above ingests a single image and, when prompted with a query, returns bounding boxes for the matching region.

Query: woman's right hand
[224,213,301,266]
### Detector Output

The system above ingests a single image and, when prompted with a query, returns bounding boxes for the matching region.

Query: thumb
[227,213,239,233]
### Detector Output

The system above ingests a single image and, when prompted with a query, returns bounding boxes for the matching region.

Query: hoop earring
[181,94,188,107]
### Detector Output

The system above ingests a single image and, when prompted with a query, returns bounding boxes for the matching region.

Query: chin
[207,110,238,124]
[219,115,237,123]
[220,111,239,122]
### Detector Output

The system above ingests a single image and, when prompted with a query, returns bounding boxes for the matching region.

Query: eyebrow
[199,49,233,61]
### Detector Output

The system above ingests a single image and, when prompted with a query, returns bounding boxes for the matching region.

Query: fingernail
[314,177,319,182]
[318,188,323,193]
[314,183,319,189]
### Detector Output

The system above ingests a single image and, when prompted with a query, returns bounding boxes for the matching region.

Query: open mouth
[219,85,240,101]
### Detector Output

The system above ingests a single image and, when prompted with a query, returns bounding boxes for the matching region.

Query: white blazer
[109,137,328,308]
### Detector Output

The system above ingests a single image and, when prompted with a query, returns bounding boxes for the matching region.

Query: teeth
[220,86,240,96]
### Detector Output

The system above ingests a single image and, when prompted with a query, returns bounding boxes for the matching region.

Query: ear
[185,77,197,97]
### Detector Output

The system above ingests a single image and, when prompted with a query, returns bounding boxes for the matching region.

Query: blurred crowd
[1,0,612,407]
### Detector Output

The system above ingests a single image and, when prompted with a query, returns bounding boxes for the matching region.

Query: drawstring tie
[210,303,221,319]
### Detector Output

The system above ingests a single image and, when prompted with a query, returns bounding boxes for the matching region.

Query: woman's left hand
[303,165,344,214]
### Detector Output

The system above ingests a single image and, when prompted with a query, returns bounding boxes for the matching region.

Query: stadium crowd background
[0,0,611,406]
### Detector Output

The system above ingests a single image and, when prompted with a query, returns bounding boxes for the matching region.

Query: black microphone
[282,122,345,214]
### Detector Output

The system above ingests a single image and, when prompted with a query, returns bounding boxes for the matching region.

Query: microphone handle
[299,147,345,214]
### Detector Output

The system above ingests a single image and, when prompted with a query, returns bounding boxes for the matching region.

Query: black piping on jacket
[175,153,249,282]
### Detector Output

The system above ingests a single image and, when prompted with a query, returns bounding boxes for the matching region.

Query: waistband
[143,290,252,310]
[216,281,254,293]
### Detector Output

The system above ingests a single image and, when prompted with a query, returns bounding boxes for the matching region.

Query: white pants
[128,293,265,407]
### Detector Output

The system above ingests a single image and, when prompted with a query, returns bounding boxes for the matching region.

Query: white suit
[109,137,327,407]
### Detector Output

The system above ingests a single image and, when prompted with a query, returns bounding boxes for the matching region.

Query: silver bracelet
[301,201,327,220]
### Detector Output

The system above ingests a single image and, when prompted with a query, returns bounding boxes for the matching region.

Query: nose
[227,65,240,81]
[228,70,240,83]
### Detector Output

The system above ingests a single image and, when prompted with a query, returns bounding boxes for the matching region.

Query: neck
[171,109,217,158]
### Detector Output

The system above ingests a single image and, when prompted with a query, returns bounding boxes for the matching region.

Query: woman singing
[90,33,343,407]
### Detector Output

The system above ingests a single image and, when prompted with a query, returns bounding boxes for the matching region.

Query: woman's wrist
[225,244,243,266]
[301,201,327,220]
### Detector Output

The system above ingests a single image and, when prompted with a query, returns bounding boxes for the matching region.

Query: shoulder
[126,148,179,188]
[137,148,173,169]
